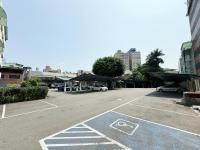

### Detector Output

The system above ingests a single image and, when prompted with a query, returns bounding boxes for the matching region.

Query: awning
[56,76,72,81]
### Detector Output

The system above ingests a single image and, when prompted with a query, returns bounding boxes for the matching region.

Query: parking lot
[0,88,200,150]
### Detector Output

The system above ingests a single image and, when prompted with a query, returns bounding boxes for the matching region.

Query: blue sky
[3,0,191,72]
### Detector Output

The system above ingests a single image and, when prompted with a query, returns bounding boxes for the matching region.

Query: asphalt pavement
[0,88,199,150]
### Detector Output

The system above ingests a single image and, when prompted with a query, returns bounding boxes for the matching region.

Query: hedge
[0,86,48,104]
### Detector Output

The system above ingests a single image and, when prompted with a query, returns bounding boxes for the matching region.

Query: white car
[91,85,108,91]
[156,86,182,93]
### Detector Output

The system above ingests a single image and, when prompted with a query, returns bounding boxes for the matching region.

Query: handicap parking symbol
[110,119,139,135]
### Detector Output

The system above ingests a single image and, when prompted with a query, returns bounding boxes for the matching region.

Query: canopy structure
[56,76,72,81]
[149,72,200,82]
[69,74,121,82]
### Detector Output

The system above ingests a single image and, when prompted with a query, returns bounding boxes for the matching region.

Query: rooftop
[181,41,192,50]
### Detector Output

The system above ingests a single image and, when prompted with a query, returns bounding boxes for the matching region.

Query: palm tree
[146,49,165,68]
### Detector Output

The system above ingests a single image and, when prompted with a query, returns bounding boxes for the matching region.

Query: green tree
[145,49,164,72]
[128,66,146,82]
[127,49,165,87]
[93,57,125,77]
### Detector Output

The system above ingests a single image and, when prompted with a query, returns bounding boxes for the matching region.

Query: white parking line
[64,131,94,133]
[39,100,58,108]
[0,100,58,120]
[191,107,200,117]
[73,127,88,129]
[81,96,144,124]
[1,104,6,119]
[50,136,103,139]
[4,107,57,119]
[46,142,115,147]
[83,123,131,149]
[139,100,175,105]
[117,98,123,101]
[41,123,131,150]
[128,103,198,117]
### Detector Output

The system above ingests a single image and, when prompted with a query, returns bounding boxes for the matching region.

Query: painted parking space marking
[40,96,144,149]
[1,96,142,121]
[40,123,130,150]
[39,100,58,108]
[1,100,58,120]
[85,111,200,150]
[117,98,123,101]
[110,119,139,135]
[1,104,6,119]
[128,103,199,117]
[40,111,200,150]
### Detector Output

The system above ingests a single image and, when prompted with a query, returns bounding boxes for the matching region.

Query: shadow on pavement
[146,91,183,99]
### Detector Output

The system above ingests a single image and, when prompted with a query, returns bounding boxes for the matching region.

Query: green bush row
[0,86,48,104]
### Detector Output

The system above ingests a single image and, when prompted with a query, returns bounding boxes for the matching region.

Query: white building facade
[114,48,141,74]
[114,50,130,71]
[0,0,8,67]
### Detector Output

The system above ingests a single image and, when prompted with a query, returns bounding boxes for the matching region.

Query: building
[114,50,130,72]
[114,48,141,74]
[187,0,200,74]
[77,70,92,76]
[179,41,196,74]
[31,69,77,87]
[0,0,8,67]
[64,72,77,78]
[43,66,61,73]
[0,63,31,86]
[128,48,141,71]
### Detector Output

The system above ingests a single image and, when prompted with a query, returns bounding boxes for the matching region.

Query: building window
[1,74,4,79]
[9,74,20,79]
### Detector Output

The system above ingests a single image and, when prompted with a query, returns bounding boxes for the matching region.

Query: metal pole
[70,82,72,92]
[64,82,66,92]
[80,82,82,91]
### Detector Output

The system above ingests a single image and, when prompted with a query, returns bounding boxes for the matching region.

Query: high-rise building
[43,66,62,73]
[114,50,130,72]
[187,0,200,74]
[179,41,196,74]
[0,0,8,67]
[114,49,141,74]
[128,48,141,71]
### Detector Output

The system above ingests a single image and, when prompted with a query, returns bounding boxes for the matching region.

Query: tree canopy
[146,49,164,71]
[128,49,165,83]
[92,57,125,77]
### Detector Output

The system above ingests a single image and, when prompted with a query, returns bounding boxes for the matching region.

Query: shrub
[0,86,48,104]
[21,81,31,87]
[7,84,18,88]
[21,78,41,87]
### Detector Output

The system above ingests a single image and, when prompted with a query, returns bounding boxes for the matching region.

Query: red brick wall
[0,72,23,84]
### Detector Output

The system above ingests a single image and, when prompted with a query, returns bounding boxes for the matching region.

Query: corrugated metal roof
[56,76,71,81]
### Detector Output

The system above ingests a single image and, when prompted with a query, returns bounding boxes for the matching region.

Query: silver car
[91,85,108,91]
[156,86,182,93]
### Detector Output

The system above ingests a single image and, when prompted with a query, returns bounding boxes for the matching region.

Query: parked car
[156,85,183,93]
[58,85,81,92]
[57,85,70,92]
[91,85,108,92]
